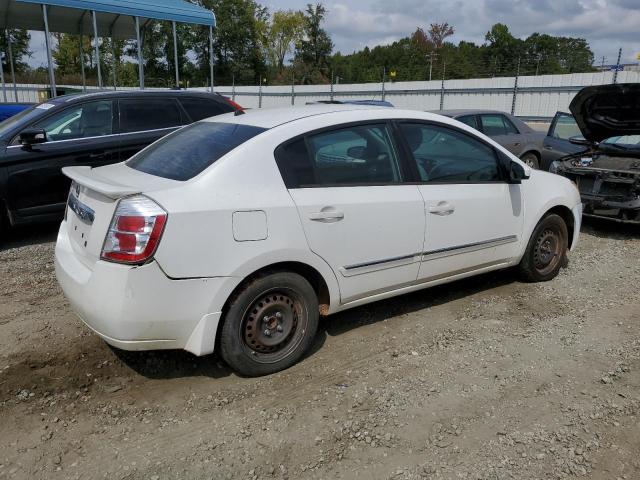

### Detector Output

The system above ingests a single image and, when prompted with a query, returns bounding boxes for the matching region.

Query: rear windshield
[127,122,266,181]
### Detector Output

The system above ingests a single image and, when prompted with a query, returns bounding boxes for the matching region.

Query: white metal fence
[2,70,639,119]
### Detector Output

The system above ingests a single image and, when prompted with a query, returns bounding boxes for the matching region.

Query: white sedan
[55,105,582,376]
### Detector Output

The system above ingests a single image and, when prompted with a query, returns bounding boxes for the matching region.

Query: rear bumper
[54,221,236,356]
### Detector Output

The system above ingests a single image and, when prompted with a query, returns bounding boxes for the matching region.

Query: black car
[0,90,239,237]
[551,83,640,223]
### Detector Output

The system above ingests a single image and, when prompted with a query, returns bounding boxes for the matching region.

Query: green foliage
[0,29,31,74]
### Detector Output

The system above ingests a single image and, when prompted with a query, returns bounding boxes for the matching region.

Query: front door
[276,123,425,304]
[543,112,586,167]
[5,99,118,219]
[396,121,523,282]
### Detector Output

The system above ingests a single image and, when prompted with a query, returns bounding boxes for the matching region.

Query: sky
[25,0,640,69]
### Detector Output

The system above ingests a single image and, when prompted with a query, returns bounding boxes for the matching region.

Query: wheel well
[546,205,575,248]
[520,150,540,160]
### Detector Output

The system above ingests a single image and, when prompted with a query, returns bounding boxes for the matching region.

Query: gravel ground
[0,219,639,480]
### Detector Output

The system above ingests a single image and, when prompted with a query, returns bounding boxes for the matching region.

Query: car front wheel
[520,152,540,170]
[219,271,319,377]
[518,213,568,282]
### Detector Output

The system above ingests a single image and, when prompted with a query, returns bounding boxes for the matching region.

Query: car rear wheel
[520,152,540,170]
[219,271,319,377]
[518,213,568,282]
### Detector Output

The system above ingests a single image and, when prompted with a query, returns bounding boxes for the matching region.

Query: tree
[428,22,454,49]
[484,23,524,75]
[294,3,333,83]
[0,29,31,74]
[259,10,305,71]
[191,0,268,85]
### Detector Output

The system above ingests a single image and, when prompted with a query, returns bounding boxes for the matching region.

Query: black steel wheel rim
[533,227,562,275]
[239,287,308,364]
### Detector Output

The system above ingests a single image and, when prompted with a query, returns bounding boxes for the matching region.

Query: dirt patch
[1,219,639,479]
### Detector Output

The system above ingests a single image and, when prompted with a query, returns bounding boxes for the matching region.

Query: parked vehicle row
[0,90,240,237]
[55,105,582,376]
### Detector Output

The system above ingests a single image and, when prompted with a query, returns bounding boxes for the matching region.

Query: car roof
[202,104,390,129]
[50,89,226,105]
[435,109,513,117]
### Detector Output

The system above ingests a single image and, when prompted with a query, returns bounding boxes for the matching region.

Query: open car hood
[569,83,640,143]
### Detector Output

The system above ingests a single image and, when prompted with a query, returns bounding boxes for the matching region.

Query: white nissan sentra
[55,105,581,376]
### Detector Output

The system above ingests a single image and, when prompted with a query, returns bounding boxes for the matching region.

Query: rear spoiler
[62,166,140,199]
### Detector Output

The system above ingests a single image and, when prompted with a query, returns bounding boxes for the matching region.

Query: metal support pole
[231,74,235,101]
[0,54,6,102]
[208,25,214,92]
[439,62,446,110]
[330,70,334,101]
[79,33,86,91]
[42,4,56,98]
[291,74,294,106]
[613,48,622,84]
[6,31,17,101]
[172,21,179,88]
[381,66,386,101]
[511,56,520,115]
[111,31,117,90]
[92,10,102,88]
[258,76,262,108]
[134,17,144,89]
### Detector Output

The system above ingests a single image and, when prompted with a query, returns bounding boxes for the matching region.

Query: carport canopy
[0,0,216,97]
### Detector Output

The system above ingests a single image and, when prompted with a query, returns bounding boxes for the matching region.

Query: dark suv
[0,90,239,237]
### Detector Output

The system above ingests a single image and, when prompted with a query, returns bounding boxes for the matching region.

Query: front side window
[551,114,582,140]
[127,122,266,181]
[119,98,183,133]
[399,123,501,183]
[31,100,113,142]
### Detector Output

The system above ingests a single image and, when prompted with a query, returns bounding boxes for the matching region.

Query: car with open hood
[55,105,581,377]
[550,83,640,223]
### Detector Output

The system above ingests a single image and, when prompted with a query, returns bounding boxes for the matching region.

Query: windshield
[554,113,640,149]
[602,135,640,148]
[0,105,44,137]
[127,121,267,181]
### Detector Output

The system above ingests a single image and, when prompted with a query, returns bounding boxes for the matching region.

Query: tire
[520,152,540,170]
[518,213,568,282]
[219,271,319,377]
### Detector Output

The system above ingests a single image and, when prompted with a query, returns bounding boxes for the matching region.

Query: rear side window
[127,122,266,181]
[480,114,518,136]
[276,124,402,187]
[119,98,183,133]
[179,97,232,121]
[457,115,478,130]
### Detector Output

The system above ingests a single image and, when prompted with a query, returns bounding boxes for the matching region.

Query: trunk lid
[62,164,179,269]
[569,83,640,143]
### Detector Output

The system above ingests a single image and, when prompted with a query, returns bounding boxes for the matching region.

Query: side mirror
[19,128,47,148]
[347,145,366,159]
[509,161,529,184]
[569,135,590,146]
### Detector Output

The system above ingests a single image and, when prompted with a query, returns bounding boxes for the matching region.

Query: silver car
[436,110,545,169]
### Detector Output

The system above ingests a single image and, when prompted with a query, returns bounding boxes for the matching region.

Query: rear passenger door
[117,97,186,161]
[275,122,425,305]
[479,114,521,154]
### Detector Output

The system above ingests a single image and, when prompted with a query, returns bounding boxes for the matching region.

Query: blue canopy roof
[0,0,215,37]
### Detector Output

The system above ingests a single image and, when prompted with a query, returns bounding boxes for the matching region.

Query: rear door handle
[309,209,344,222]
[428,201,455,216]
[544,146,554,151]
[88,151,106,159]
[513,142,520,147]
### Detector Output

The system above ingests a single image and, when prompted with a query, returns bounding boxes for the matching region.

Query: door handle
[88,151,106,159]
[513,142,520,147]
[544,146,554,151]
[309,209,344,222]
[428,201,455,216]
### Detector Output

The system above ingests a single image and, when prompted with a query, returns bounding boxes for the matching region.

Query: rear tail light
[101,196,167,264]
